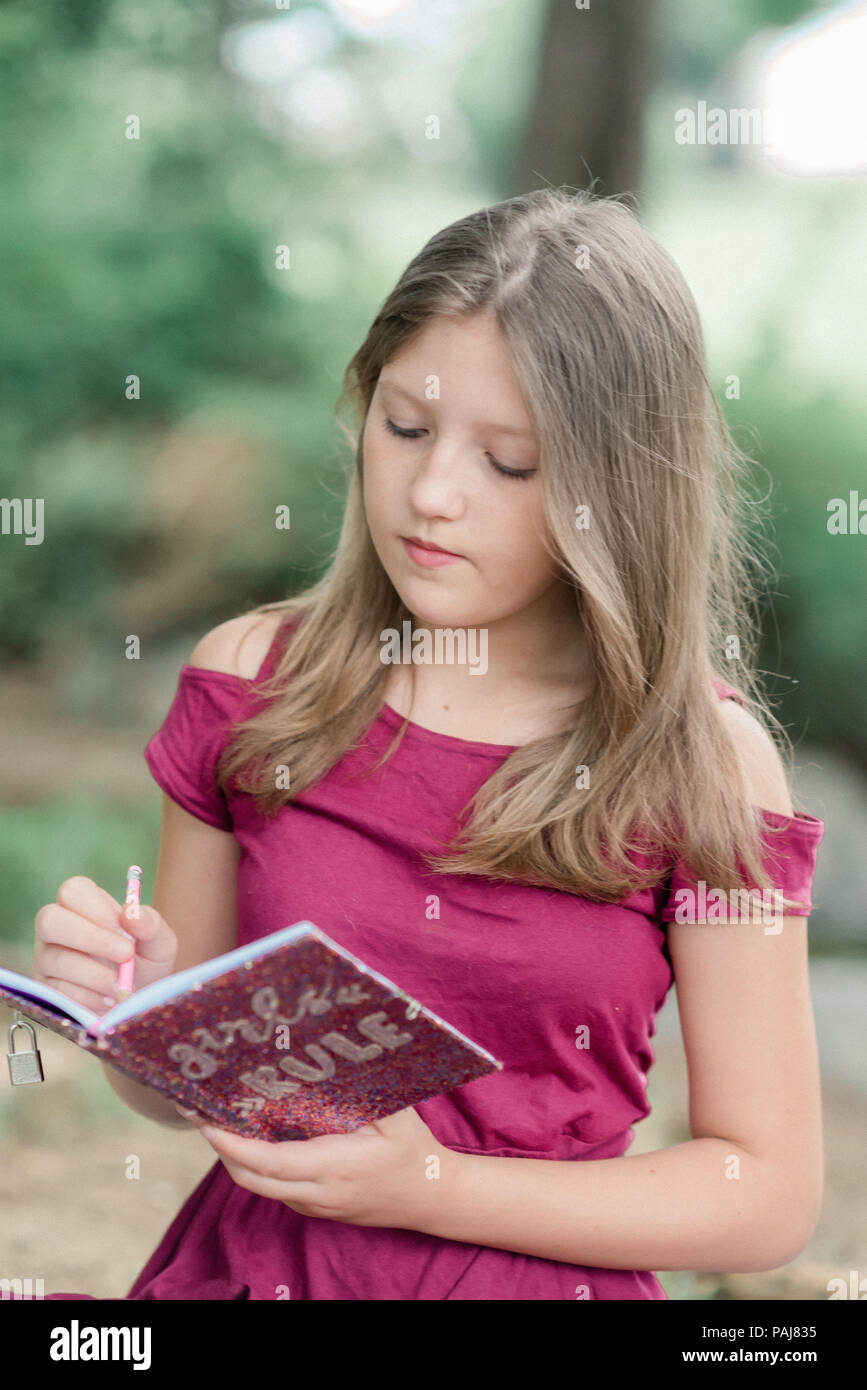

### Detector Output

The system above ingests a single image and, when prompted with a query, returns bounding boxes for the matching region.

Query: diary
[0,923,502,1141]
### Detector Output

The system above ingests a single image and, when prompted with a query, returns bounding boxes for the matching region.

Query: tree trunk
[512,0,658,199]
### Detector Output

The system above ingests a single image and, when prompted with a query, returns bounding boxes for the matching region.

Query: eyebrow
[378,376,536,439]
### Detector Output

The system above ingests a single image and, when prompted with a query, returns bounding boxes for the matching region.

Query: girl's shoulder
[187,609,291,681]
[711,682,793,819]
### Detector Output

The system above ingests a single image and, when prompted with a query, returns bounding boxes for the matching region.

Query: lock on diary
[7,1012,45,1085]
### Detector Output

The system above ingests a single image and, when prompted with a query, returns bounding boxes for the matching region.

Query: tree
[512,0,658,197]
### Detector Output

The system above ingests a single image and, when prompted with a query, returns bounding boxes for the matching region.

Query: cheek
[360,434,391,528]
[492,487,552,576]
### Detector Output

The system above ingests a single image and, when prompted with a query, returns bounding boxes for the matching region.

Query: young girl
[34,187,824,1301]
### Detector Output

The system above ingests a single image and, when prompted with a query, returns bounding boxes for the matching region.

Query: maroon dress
[42,627,824,1299]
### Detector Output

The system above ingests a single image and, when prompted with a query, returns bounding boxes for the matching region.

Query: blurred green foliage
[0,0,360,653]
[657,0,819,88]
[726,369,865,758]
[0,795,160,952]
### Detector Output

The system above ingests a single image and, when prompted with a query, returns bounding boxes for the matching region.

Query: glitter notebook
[0,923,502,1141]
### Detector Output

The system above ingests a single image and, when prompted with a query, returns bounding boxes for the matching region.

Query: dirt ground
[1,997,863,1302]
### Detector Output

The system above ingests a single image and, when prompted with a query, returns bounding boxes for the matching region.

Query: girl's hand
[175,1104,447,1232]
[34,875,179,1014]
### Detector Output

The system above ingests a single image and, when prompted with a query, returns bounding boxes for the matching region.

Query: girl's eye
[381,416,536,482]
[489,458,537,482]
[383,417,424,441]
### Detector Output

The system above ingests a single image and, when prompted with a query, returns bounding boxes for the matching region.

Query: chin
[395,597,476,629]
[431,613,482,630]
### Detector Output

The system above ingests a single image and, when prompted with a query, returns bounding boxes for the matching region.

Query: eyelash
[381,416,535,481]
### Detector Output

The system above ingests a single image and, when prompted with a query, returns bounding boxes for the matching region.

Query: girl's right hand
[34,875,179,1014]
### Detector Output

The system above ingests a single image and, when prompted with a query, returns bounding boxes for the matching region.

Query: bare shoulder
[715,697,793,817]
[188,609,287,679]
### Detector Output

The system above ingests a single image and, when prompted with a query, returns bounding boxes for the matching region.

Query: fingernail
[103,995,116,1007]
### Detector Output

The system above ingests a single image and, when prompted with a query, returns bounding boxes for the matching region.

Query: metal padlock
[7,1014,45,1085]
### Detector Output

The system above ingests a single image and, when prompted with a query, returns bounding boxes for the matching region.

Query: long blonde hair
[216,186,789,901]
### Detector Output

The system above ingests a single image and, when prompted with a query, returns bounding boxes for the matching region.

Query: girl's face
[362,309,562,632]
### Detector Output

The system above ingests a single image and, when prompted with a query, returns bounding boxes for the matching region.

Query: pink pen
[115,864,141,1000]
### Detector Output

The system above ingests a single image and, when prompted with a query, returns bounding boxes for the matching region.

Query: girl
[34,187,824,1300]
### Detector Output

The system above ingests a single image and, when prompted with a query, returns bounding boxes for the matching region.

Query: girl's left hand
[175,1103,447,1231]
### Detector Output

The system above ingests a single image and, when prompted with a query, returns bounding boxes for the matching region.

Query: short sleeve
[660,810,826,922]
[144,667,247,830]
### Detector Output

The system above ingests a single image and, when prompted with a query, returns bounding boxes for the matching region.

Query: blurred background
[0,0,864,1301]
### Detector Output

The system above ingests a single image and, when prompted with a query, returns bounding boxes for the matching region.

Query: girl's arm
[102,612,280,1127]
[415,704,824,1274]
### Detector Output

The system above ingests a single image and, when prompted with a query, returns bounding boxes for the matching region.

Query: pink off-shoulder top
[46,624,824,1301]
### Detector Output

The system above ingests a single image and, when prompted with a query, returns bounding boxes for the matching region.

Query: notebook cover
[1,930,501,1141]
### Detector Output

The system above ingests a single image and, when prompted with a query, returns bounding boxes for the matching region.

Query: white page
[0,968,96,1027]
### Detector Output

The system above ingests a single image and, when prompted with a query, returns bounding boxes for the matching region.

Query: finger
[36,902,136,967]
[367,1105,423,1134]
[40,946,126,1002]
[42,976,119,1013]
[214,1154,319,1207]
[50,880,174,971]
[113,903,175,967]
[55,876,127,932]
[195,1126,321,1181]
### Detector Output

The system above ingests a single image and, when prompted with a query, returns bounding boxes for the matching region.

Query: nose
[406,438,468,522]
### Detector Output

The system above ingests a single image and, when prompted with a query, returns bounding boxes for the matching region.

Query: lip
[401,536,465,568]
